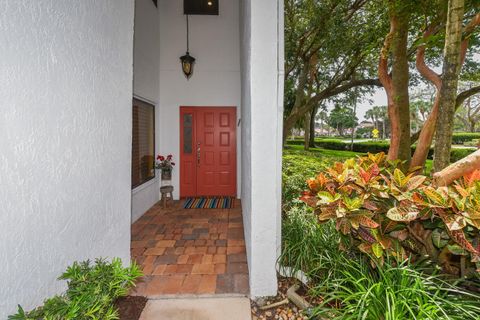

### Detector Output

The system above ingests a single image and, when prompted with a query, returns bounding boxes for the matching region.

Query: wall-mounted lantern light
[180,15,195,80]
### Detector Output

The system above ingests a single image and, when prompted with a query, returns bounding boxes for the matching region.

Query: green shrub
[286,139,473,162]
[316,139,349,151]
[282,153,327,207]
[285,139,305,146]
[311,259,480,319]
[450,147,475,162]
[301,153,480,277]
[279,206,345,282]
[9,258,142,320]
[464,139,479,147]
[352,141,391,153]
[452,132,480,144]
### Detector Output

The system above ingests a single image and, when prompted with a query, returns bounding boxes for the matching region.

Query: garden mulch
[251,277,322,320]
[115,295,148,320]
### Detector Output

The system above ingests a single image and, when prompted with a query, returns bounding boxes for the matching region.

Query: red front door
[180,107,237,197]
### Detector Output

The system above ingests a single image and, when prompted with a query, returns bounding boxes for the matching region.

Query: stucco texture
[240,0,284,297]
[0,1,134,316]
[131,0,161,223]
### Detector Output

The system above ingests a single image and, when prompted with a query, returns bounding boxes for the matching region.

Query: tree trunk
[283,63,309,146]
[433,149,480,186]
[351,103,357,150]
[410,11,479,170]
[309,106,318,147]
[379,1,411,165]
[410,96,440,169]
[410,27,443,169]
[434,0,465,172]
[304,111,311,150]
[390,5,411,164]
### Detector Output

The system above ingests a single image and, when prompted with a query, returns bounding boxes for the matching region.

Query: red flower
[156,155,161,160]
[167,154,173,159]
[171,162,175,166]
[159,156,165,161]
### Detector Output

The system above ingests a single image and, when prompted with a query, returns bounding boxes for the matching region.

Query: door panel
[180,109,197,197]
[180,107,236,197]
[196,107,236,196]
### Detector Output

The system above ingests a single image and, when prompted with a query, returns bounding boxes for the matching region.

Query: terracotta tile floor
[130,199,249,297]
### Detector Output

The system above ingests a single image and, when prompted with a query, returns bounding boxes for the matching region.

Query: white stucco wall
[132,0,161,222]
[240,0,284,297]
[0,1,134,317]
[158,0,241,199]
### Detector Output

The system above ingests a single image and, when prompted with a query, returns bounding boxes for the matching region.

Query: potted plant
[155,154,175,181]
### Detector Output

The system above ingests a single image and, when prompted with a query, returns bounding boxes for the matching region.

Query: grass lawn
[284,144,361,160]
[284,143,433,175]
[283,145,433,175]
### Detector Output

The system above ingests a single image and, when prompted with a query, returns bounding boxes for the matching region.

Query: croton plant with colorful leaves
[301,152,480,276]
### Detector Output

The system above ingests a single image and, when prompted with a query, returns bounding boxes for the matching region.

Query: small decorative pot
[161,167,172,180]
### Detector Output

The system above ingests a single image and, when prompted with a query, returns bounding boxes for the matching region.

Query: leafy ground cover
[9,259,142,320]
[280,147,480,319]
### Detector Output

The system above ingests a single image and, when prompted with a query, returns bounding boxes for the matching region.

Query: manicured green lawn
[284,144,433,175]
[284,144,361,160]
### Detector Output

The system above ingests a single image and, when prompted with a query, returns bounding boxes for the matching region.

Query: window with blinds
[132,98,155,189]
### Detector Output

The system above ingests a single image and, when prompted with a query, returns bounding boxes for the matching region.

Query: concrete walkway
[139,297,252,320]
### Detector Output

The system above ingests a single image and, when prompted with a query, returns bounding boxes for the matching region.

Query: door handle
[197,142,201,166]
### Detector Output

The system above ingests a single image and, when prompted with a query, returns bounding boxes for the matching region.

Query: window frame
[131,96,156,190]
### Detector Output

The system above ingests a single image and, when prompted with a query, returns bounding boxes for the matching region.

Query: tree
[408,5,480,170]
[365,109,377,128]
[308,105,319,148]
[283,0,385,144]
[455,82,480,131]
[410,100,432,132]
[365,105,389,139]
[376,106,389,139]
[433,149,480,186]
[327,105,358,136]
[433,0,466,172]
[316,109,329,135]
[378,0,413,164]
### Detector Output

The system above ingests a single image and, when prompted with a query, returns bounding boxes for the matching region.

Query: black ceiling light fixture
[180,15,195,80]
[184,0,219,15]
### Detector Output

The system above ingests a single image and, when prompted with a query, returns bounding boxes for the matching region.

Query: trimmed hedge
[316,139,352,150]
[291,132,480,145]
[452,132,480,144]
[287,139,308,146]
[450,148,476,162]
[286,138,474,162]
[464,139,480,147]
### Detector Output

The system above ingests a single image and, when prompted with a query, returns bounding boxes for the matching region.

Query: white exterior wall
[132,0,161,222]
[0,1,134,317]
[240,0,284,297]
[158,0,241,199]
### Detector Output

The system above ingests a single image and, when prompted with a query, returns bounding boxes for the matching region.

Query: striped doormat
[183,197,234,209]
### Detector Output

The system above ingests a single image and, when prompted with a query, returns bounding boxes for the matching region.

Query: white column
[240,0,284,297]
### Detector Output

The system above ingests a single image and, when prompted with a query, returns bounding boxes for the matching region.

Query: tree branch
[297,78,382,117]
[460,13,480,66]
[416,26,442,90]
[456,85,480,108]
[378,17,394,93]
